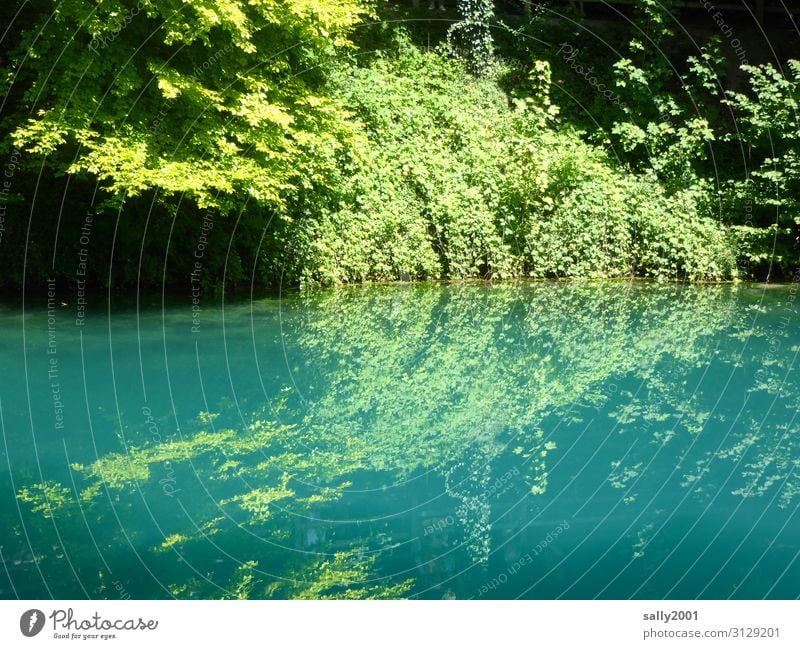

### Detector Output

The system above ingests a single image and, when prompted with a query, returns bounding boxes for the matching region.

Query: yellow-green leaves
[9,0,370,212]
[17,482,75,519]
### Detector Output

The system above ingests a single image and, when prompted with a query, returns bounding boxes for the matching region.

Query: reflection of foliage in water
[283,282,766,564]
[599,286,800,560]
[292,282,740,460]
[14,282,800,597]
[15,418,384,599]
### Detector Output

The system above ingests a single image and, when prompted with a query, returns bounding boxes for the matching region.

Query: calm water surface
[1,282,799,599]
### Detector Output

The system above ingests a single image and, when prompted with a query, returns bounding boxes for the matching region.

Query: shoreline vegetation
[0,1,798,291]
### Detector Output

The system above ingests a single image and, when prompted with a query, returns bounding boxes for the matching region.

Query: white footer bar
[1,600,797,648]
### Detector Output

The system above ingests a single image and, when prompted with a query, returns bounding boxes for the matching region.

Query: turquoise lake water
[1,282,799,599]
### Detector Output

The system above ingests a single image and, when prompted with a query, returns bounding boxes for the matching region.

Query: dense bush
[272,40,737,286]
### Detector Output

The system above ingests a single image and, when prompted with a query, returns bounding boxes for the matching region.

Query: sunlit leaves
[8,0,371,212]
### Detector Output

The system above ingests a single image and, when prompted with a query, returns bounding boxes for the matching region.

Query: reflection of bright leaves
[262,550,414,600]
[16,482,73,519]
[16,282,800,597]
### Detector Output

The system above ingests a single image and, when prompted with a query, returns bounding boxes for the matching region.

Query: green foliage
[503,131,736,280]
[522,0,798,279]
[609,35,721,193]
[628,0,678,63]
[1,2,793,288]
[275,41,736,285]
[8,0,371,213]
[724,60,800,273]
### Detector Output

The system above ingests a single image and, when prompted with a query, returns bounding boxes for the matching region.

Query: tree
[6,0,371,213]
